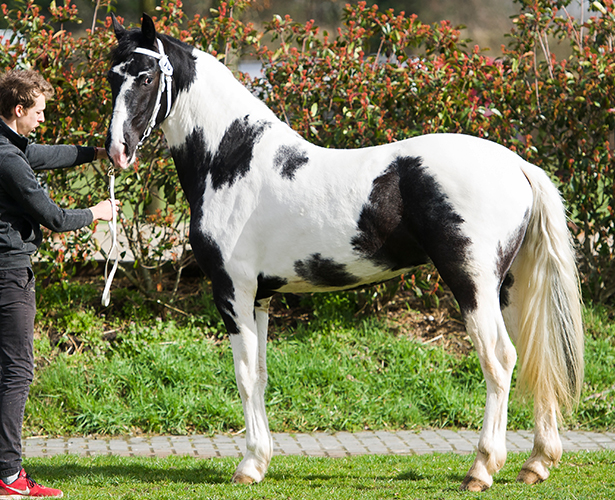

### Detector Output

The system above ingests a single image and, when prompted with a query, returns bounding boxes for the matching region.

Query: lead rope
[102,167,119,307]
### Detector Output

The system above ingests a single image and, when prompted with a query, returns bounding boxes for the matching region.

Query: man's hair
[0,69,54,118]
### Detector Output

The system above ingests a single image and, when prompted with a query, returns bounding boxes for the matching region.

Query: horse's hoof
[517,468,545,485]
[232,472,256,485]
[460,475,490,492]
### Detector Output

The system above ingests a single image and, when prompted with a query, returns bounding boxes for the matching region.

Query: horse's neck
[163,50,284,151]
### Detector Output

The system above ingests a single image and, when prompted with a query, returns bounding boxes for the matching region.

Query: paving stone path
[23,430,615,459]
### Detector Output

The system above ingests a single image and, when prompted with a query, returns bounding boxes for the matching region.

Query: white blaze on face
[108,61,136,170]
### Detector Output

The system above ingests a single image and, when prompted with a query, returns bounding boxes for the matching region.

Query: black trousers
[0,268,36,477]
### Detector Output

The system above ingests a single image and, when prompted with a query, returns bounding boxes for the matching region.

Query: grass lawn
[26,285,615,436]
[25,451,615,499]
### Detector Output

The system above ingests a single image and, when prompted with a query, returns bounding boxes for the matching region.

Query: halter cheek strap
[134,38,175,145]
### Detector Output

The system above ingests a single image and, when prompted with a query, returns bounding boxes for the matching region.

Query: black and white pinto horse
[106,14,584,492]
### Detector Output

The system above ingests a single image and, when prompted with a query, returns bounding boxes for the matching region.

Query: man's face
[15,93,46,136]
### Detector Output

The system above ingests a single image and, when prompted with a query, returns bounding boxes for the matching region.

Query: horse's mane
[110,29,193,66]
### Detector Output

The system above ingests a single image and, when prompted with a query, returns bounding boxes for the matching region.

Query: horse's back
[279,132,534,253]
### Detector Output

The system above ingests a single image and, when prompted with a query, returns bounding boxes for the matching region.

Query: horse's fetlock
[476,444,506,475]
[234,454,269,484]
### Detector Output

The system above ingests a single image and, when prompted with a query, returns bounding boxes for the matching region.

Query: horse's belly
[275,265,417,294]
[254,237,430,295]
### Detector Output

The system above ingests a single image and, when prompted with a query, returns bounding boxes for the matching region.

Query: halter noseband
[134,38,174,145]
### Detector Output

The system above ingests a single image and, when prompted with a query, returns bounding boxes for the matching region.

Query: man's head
[0,69,54,136]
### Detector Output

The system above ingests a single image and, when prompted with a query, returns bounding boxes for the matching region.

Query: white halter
[134,38,174,145]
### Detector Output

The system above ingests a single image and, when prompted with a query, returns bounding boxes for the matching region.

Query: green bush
[2,0,614,303]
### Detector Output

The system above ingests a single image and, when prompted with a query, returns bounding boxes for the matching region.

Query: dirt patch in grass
[382,289,472,356]
[265,284,472,357]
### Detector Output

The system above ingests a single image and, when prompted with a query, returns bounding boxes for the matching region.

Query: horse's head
[106,13,174,169]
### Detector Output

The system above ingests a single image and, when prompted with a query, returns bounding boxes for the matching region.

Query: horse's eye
[143,76,153,86]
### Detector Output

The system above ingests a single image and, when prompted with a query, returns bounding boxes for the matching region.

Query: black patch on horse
[172,117,269,198]
[171,136,239,333]
[209,116,270,191]
[189,226,239,335]
[496,212,529,308]
[496,211,529,278]
[359,156,477,312]
[500,273,514,309]
[171,128,208,206]
[397,157,477,312]
[294,253,359,288]
[256,274,288,302]
[171,121,270,334]
[274,145,309,180]
[351,167,429,270]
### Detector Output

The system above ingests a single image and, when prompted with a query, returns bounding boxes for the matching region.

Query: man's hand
[95,147,108,161]
[89,199,120,221]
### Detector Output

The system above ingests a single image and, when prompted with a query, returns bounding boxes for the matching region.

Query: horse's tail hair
[513,162,584,417]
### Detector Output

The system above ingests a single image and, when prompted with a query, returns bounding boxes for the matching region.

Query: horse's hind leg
[228,296,273,484]
[458,281,517,491]
[502,263,562,485]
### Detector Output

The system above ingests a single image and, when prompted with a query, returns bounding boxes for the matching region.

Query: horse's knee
[232,350,267,398]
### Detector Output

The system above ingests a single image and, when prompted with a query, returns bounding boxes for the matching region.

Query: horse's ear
[111,13,126,41]
[141,13,157,46]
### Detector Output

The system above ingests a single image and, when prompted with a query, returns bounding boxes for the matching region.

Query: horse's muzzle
[107,140,131,170]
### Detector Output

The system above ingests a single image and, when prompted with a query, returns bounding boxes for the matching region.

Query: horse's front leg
[229,296,273,484]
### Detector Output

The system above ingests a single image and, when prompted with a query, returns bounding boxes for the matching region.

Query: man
[0,69,117,498]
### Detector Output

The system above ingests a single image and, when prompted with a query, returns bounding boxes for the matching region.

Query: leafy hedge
[1,0,614,303]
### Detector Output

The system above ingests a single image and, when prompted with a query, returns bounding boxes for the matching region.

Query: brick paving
[22,430,615,459]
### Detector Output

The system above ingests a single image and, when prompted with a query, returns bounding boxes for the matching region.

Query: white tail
[514,162,584,415]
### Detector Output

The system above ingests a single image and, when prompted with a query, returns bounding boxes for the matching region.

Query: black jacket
[0,118,95,269]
